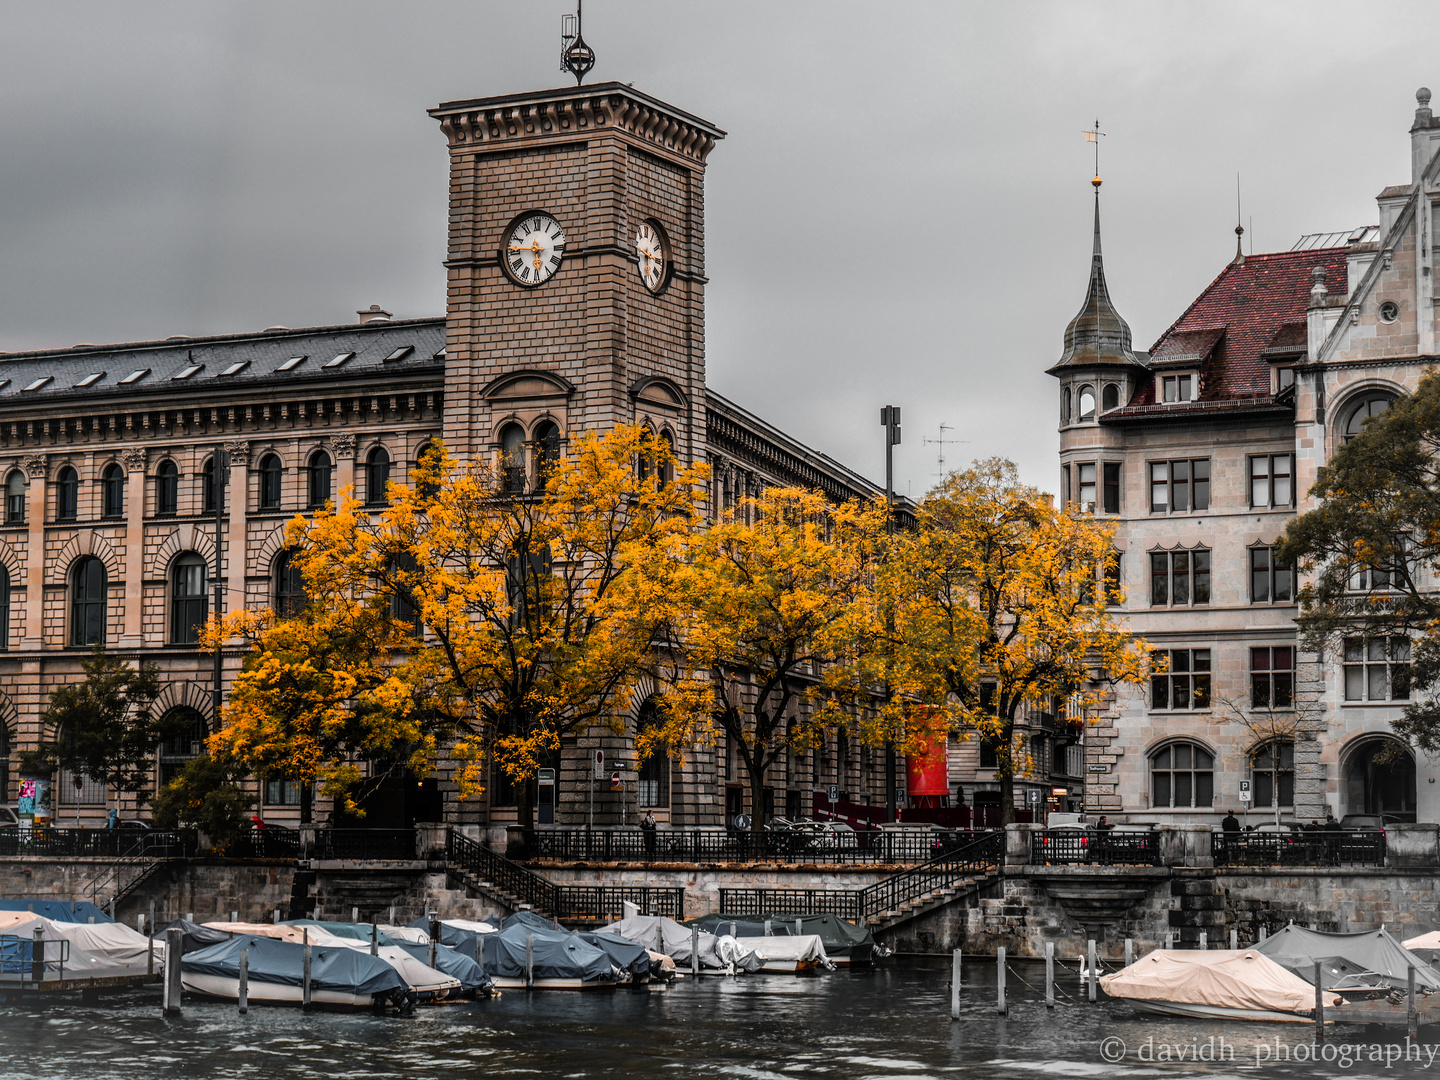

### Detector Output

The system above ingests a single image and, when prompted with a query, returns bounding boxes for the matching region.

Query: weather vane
[1083,118,1106,188]
[560,1,596,85]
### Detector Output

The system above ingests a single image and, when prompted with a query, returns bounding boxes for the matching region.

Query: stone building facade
[0,81,909,830]
[1055,89,1440,828]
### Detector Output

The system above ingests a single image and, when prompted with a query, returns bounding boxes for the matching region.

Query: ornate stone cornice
[429,82,724,165]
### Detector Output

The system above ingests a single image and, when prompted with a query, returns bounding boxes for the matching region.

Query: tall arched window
[0,564,9,650]
[637,426,656,484]
[56,466,78,522]
[1061,389,1072,425]
[499,424,526,494]
[170,552,208,645]
[1077,385,1096,423]
[307,450,332,509]
[1343,394,1394,443]
[259,454,283,510]
[201,456,216,514]
[657,430,676,487]
[1150,741,1214,808]
[4,471,24,525]
[1102,383,1120,412]
[274,550,306,616]
[415,442,440,500]
[158,708,208,788]
[387,551,422,635]
[70,556,107,646]
[156,460,179,516]
[534,421,561,487]
[101,463,125,518]
[636,699,670,809]
[365,446,391,506]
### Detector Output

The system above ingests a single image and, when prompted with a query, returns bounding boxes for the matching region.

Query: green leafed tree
[151,754,256,847]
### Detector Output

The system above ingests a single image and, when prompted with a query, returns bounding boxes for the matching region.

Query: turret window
[1102,383,1120,412]
[1077,386,1096,422]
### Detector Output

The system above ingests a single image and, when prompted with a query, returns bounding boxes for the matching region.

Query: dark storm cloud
[0,0,1435,495]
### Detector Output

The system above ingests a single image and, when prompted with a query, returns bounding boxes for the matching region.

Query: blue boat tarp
[576,931,652,978]
[482,925,614,983]
[182,935,405,996]
[393,941,492,993]
[284,920,396,946]
[162,918,232,955]
[405,916,497,954]
[0,899,112,924]
[688,916,792,939]
[500,910,559,933]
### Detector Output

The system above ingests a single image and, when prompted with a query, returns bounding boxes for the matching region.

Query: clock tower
[428,84,725,476]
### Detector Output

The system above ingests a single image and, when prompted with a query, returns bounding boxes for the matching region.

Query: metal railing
[0,934,70,981]
[0,828,197,859]
[224,830,302,860]
[524,826,970,865]
[718,829,1004,924]
[1214,829,1386,867]
[308,829,417,861]
[446,831,684,922]
[1030,829,1161,866]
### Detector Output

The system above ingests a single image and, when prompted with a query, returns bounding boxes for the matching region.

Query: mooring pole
[163,928,183,1016]
[302,929,313,1012]
[1409,965,1419,1040]
[1229,929,1238,950]
[1198,930,1207,951]
[1124,938,1133,968]
[1045,942,1055,1008]
[996,947,1007,1016]
[763,919,772,937]
[109,899,115,921]
[429,916,439,972]
[1259,925,1267,942]
[273,908,280,924]
[370,923,378,957]
[477,932,486,971]
[1314,960,1325,1041]
[525,931,535,989]
[690,926,700,977]
[1164,932,1174,950]
[30,927,44,984]
[237,947,249,1015]
[1087,940,1098,1002]
[950,949,961,1020]
[147,902,156,978]
[730,921,737,939]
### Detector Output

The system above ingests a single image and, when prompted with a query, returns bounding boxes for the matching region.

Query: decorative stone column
[118,447,146,647]
[330,432,357,503]
[21,454,46,649]
[223,441,250,618]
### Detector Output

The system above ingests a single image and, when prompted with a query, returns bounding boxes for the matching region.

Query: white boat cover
[1,913,162,974]
[201,921,459,994]
[734,933,835,970]
[203,922,340,946]
[1257,925,1440,991]
[1404,931,1440,951]
[1100,949,1341,1013]
[598,915,761,973]
[380,925,434,946]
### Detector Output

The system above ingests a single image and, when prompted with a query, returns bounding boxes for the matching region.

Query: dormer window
[1161,374,1195,403]
[1277,367,1296,392]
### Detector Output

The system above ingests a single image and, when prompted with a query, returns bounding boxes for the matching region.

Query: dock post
[525,931,534,989]
[730,921,737,939]
[352,906,359,924]
[1124,938,1133,968]
[186,912,193,922]
[794,919,801,938]
[1045,942,1055,1008]
[1164,932,1173,950]
[148,901,156,977]
[231,910,238,923]
[950,949,961,1019]
[1409,965,1419,1040]
[109,899,115,921]
[690,926,700,977]
[273,908,280,924]
[163,928,183,1016]
[390,905,395,925]
[477,932,485,971]
[1314,960,1324,1041]
[30,927,44,984]
[764,919,772,937]
[1259,925,1267,942]
[429,916,439,972]
[1198,931,1207,951]
[996,947,1007,1016]
[238,947,249,1016]
[370,923,379,957]
[1087,940,1097,1002]
[302,929,313,1012]
[1229,929,1237,950]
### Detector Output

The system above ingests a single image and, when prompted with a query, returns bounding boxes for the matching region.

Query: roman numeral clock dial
[503,212,566,287]
[635,219,670,294]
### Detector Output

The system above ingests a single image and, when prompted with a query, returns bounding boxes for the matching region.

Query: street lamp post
[879,407,902,823]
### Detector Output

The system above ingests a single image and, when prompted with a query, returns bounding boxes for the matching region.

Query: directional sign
[593,749,605,779]
[827,785,839,803]
[610,771,622,791]
[1086,764,1109,773]
[1027,789,1042,804]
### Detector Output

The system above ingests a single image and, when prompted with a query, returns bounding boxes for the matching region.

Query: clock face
[634,220,669,294]
[504,213,566,287]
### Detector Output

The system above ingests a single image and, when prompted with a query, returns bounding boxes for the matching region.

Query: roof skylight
[172,364,203,380]
[275,355,307,372]
[323,351,355,369]
[219,361,250,377]
[74,372,105,388]
[22,376,52,392]
[383,346,414,362]
[119,368,150,385]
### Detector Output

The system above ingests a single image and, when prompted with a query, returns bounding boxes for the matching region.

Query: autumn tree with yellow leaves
[878,459,1150,824]
[208,426,708,827]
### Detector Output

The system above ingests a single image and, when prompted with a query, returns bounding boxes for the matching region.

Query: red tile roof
[1113,248,1348,413]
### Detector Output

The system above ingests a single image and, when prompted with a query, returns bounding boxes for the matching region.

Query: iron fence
[0,828,197,859]
[308,829,417,861]
[1213,829,1385,867]
[224,830,301,860]
[525,827,988,865]
[1030,829,1161,866]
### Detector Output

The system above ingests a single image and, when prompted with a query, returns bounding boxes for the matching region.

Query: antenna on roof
[1234,174,1245,266]
[922,423,969,481]
[560,1,596,86]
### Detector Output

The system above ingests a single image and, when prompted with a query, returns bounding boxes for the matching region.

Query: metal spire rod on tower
[1083,118,1106,182]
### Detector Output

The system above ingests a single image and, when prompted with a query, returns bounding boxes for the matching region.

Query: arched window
[70,556,107,647]
[415,442,440,500]
[636,699,671,809]
[101,463,124,518]
[1150,742,1214,808]
[0,564,9,650]
[56,466,78,522]
[1061,389,1072,424]
[1077,386,1096,423]
[387,551,422,635]
[4,471,24,525]
[158,708,208,788]
[201,456,216,514]
[534,421,561,487]
[365,446,391,506]
[637,426,655,484]
[274,550,306,616]
[657,430,676,486]
[170,552,208,645]
[1250,739,1294,809]
[1102,383,1120,412]
[499,424,526,494]
[258,454,283,510]
[1343,394,1394,443]
[307,450,332,509]
[156,460,179,516]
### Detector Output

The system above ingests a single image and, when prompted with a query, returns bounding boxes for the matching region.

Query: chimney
[358,304,392,325]
[1412,88,1440,187]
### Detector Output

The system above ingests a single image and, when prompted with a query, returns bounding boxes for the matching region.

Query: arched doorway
[1343,737,1416,822]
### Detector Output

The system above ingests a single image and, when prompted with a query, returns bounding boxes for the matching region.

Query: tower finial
[1234,173,1245,265]
[1084,118,1105,189]
[560,1,596,85]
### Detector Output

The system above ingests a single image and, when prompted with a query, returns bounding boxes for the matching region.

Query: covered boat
[481,924,616,990]
[599,914,761,974]
[1257,926,1440,993]
[0,899,113,924]
[696,912,878,966]
[1100,949,1342,1022]
[402,916,498,954]
[181,934,406,1008]
[162,918,233,955]
[0,911,161,974]
[733,933,833,974]
[576,931,665,983]
[390,940,493,996]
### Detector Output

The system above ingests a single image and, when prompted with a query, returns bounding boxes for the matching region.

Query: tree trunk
[517,780,536,831]
[749,764,768,831]
[998,718,1017,826]
[300,781,313,826]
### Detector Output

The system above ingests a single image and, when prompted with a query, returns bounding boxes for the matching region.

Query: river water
[2,958,1438,1079]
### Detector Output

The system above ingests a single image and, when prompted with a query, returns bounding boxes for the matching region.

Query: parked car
[805,822,858,851]
[1339,815,1397,831]
[113,818,151,832]
[0,807,19,829]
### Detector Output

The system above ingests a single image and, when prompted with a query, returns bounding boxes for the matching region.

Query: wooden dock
[0,971,158,1001]
[1328,997,1440,1029]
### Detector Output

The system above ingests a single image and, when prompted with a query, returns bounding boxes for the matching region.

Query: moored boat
[1100,948,1341,1023]
[180,934,407,1008]
[480,923,617,990]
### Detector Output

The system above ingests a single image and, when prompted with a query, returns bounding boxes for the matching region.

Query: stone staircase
[444,863,537,919]
[867,869,1001,934]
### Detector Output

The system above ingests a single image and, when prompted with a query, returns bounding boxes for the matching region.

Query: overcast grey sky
[1,1,1436,496]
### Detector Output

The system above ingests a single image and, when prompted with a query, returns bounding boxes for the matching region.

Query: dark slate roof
[1106,247,1348,420]
[0,318,446,409]
[1047,193,1145,375]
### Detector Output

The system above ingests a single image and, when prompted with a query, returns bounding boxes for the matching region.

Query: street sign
[538,769,555,784]
[592,749,604,779]
[1239,780,1251,802]
[827,785,839,803]
[1239,780,1251,791]
[1027,789,1042,804]
[1239,790,1251,802]
[610,771,621,791]
[1086,764,1109,773]
[895,786,906,807]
